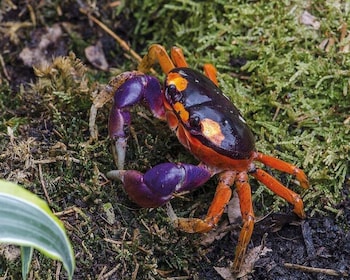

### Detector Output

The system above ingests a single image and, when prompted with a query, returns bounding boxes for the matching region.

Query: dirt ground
[0,1,349,280]
[228,209,349,279]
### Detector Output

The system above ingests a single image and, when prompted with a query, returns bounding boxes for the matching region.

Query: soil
[196,188,350,280]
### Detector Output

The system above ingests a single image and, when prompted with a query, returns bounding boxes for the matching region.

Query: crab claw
[108,169,167,207]
[108,73,166,169]
[107,163,211,208]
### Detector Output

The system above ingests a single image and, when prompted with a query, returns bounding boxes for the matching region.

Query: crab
[105,44,309,272]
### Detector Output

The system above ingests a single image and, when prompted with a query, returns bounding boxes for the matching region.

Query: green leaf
[21,246,33,279]
[0,180,75,279]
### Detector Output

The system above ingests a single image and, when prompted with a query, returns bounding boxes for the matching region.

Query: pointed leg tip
[107,170,126,181]
[231,259,243,275]
[300,178,310,189]
[295,170,309,189]
[294,208,307,220]
[165,202,178,221]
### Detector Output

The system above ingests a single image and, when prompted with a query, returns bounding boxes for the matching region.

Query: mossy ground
[0,0,349,279]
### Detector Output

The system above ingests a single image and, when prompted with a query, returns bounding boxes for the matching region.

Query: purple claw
[107,163,211,208]
[108,75,165,140]
[108,74,165,169]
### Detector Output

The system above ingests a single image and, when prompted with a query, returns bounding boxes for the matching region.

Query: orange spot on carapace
[167,72,188,91]
[173,102,189,122]
[201,118,225,146]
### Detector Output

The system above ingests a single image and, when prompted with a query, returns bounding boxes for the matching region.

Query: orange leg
[251,168,306,219]
[254,152,309,189]
[171,46,188,67]
[176,171,235,233]
[203,63,219,86]
[138,44,175,74]
[232,171,255,273]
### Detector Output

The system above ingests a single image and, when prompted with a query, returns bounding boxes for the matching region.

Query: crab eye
[189,115,201,129]
[166,84,182,103]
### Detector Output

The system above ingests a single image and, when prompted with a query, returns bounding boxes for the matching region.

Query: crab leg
[232,171,255,272]
[254,152,309,189]
[251,168,306,219]
[175,170,235,233]
[203,63,219,86]
[108,74,165,169]
[107,163,211,208]
[170,46,188,67]
[138,44,175,74]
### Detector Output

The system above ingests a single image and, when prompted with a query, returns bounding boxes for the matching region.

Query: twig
[0,54,11,80]
[131,258,139,280]
[80,8,141,61]
[284,263,349,277]
[79,8,157,75]
[344,115,350,125]
[104,237,132,245]
[166,277,193,280]
[79,8,157,74]
[33,156,80,164]
[99,265,121,280]
[55,206,91,224]
[55,261,61,280]
[38,164,52,204]
[97,265,107,280]
[54,207,76,217]
[81,240,93,260]
[339,22,349,53]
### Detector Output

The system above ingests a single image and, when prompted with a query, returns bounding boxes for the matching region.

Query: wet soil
[201,189,350,280]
